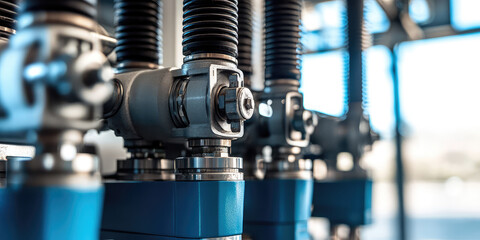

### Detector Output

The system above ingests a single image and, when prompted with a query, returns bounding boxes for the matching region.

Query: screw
[244,97,253,110]
[238,87,254,120]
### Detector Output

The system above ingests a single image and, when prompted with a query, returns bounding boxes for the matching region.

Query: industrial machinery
[234,0,318,239]
[0,0,113,239]
[100,0,252,239]
[306,0,378,239]
[0,0,385,240]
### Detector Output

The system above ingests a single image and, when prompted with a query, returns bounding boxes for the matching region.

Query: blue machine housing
[0,185,104,240]
[243,179,313,240]
[100,180,245,240]
[312,178,373,226]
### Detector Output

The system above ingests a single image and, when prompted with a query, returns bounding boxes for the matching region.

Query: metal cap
[7,153,101,187]
[265,158,313,180]
[176,157,242,170]
[175,156,243,181]
[116,158,175,181]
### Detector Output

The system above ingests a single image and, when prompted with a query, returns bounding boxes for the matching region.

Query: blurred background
[302,0,480,239]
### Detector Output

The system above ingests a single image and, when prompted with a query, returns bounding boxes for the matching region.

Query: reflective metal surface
[184,53,239,64]
[115,61,160,72]
[116,158,175,181]
[265,158,313,180]
[189,139,232,148]
[176,156,242,169]
[176,156,243,181]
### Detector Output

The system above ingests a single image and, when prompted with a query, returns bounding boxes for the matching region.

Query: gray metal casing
[180,63,245,139]
[0,25,111,133]
[106,68,178,142]
[106,63,245,143]
[258,90,312,148]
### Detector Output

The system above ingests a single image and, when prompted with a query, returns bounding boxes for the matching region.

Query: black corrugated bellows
[238,0,253,83]
[264,0,302,82]
[346,0,366,105]
[183,0,239,59]
[19,0,96,19]
[0,0,18,39]
[115,0,161,68]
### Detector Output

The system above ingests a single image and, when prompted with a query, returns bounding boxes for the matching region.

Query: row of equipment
[0,0,377,239]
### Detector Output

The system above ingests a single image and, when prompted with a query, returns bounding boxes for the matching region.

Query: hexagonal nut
[224,88,240,120]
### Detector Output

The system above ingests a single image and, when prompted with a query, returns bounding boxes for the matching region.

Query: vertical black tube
[264,0,302,84]
[392,4,409,239]
[392,47,406,240]
[182,0,239,59]
[114,0,161,70]
[346,0,366,108]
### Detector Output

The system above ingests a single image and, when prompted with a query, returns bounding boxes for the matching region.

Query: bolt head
[238,87,255,120]
[244,98,253,110]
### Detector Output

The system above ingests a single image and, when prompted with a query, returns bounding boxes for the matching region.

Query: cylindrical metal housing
[117,158,175,181]
[182,0,239,60]
[176,156,243,181]
[175,139,244,181]
[264,0,302,84]
[346,0,366,106]
[114,0,161,71]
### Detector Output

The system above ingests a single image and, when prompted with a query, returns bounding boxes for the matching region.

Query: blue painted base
[0,185,104,240]
[243,179,313,240]
[101,231,178,240]
[101,180,244,239]
[244,221,310,240]
[312,178,373,226]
